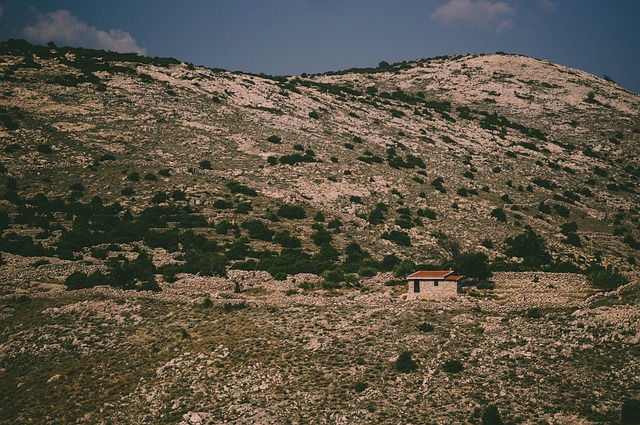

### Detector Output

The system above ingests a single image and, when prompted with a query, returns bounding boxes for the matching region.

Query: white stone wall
[407,279,458,300]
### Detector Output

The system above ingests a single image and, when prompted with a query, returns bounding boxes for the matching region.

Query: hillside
[0,40,639,424]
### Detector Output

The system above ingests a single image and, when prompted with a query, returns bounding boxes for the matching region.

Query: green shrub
[587,268,629,292]
[367,203,387,225]
[382,230,411,246]
[395,351,418,373]
[37,144,53,154]
[199,160,212,170]
[277,204,306,219]
[267,135,281,144]
[213,199,233,209]
[357,267,377,278]
[482,405,503,425]
[417,323,434,332]
[242,220,274,241]
[223,302,247,312]
[65,271,93,290]
[442,359,463,373]
[621,399,640,424]
[393,260,415,278]
[525,308,542,318]
[476,280,495,290]
[311,227,332,246]
[491,208,507,222]
[227,181,257,196]
[354,381,368,393]
[273,230,302,248]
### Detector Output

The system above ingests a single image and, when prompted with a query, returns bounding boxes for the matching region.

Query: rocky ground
[1,269,638,424]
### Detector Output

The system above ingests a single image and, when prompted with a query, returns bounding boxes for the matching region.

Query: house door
[414,280,420,293]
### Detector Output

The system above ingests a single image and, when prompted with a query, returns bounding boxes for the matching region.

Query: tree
[505,229,552,268]
[456,252,492,281]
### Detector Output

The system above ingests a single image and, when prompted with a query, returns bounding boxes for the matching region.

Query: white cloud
[431,0,516,34]
[23,9,145,54]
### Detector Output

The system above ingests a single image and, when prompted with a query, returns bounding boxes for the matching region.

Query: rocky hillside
[0,40,639,271]
[0,40,639,424]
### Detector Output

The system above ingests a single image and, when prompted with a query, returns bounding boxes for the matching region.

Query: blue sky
[1,1,639,93]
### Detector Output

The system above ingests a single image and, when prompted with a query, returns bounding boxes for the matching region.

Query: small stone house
[406,270,463,300]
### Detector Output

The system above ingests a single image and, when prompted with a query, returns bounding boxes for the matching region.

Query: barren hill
[0,40,639,424]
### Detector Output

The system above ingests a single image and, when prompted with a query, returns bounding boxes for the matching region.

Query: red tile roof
[444,275,463,281]
[407,270,454,279]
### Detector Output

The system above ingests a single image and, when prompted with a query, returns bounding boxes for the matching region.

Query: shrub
[531,178,557,190]
[311,227,333,246]
[587,268,629,292]
[273,230,302,248]
[382,230,411,246]
[442,359,463,373]
[242,220,274,241]
[367,203,387,225]
[127,172,140,181]
[525,308,542,318]
[267,135,281,144]
[482,405,503,425]
[327,218,342,229]
[223,302,247,312]
[393,260,416,278]
[395,351,418,373]
[621,399,640,424]
[143,172,157,181]
[199,160,212,170]
[490,208,507,222]
[417,323,434,332]
[65,271,93,290]
[308,111,319,119]
[277,204,306,219]
[227,181,257,196]
[37,144,53,154]
[354,381,368,393]
[357,267,377,278]
[476,280,495,290]
[151,191,169,204]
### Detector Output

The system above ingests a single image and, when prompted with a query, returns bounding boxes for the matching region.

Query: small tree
[455,252,492,281]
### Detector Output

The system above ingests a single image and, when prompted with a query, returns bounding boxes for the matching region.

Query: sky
[1,1,639,93]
